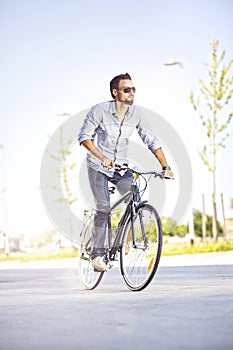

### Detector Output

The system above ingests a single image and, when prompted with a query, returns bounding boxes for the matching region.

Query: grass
[0,240,232,262]
[162,239,233,256]
[0,248,78,262]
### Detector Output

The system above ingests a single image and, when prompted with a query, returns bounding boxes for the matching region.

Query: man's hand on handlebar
[163,169,174,178]
[101,157,114,170]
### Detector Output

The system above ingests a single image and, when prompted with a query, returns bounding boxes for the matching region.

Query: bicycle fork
[130,202,137,248]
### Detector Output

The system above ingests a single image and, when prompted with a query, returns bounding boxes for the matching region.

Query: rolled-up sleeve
[78,106,100,144]
[136,111,162,153]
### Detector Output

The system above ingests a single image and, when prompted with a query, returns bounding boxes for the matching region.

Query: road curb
[160,250,233,267]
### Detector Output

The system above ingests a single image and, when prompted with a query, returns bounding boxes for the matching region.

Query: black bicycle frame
[108,180,147,260]
[109,199,132,260]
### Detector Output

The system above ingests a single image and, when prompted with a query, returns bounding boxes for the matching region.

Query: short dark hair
[110,73,132,99]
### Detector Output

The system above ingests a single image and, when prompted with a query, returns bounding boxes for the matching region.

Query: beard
[124,97,134,105]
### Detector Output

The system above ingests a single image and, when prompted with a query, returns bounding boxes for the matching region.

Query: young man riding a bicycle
[78,73,173,272]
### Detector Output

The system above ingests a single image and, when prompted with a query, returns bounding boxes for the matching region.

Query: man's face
[113,79,136,105]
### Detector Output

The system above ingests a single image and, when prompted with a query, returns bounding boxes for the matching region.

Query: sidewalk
[0,251,232,269]
[160,250,233,267]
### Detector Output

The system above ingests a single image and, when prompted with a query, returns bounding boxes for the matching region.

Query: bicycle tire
[120,203,162,291]
[78,218,104,290]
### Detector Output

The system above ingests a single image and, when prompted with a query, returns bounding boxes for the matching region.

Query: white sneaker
[92,256,107,272]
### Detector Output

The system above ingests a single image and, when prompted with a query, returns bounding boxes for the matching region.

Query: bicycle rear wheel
[78,218,104,290]
[120,203,162,291]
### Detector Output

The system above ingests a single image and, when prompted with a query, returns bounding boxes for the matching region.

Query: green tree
[193,209,223,238]
[161,217,188,237]
[190,39,233,241]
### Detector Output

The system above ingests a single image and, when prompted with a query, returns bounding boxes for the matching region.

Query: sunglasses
[121,86,136,94]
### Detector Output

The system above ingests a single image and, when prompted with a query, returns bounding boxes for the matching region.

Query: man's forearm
[81,139,105,161]
[154,147,174,176]
[154,147,168,168]
[80,139,114,168]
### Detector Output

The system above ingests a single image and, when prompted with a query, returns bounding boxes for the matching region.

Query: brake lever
[163,176,174,180]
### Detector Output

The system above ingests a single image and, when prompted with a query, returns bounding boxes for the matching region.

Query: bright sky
[0,0,233,237]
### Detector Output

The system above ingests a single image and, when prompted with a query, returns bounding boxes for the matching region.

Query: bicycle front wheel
[78,218,104,290]
[120,203,162,291]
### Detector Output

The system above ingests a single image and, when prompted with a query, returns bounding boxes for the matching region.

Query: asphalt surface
[0,252,233,350]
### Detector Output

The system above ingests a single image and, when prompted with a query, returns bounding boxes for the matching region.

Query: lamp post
[164,59,195,244]
[164,59,184,69]
[0,144,9,255]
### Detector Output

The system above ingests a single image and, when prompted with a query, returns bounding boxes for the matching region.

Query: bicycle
[77,165,173,291]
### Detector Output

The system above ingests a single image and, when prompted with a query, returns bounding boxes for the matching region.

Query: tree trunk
[202,193,206,242]
[212,122,218,241]
[212,193,218,241]
[212,76,218,242]
[221,192,227,241]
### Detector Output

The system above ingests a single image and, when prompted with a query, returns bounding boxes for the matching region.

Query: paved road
[0,254,233,350]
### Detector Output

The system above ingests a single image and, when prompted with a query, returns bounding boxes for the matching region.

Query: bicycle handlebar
[114,164,174,180]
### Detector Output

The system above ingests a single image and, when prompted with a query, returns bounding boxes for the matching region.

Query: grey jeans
[88,167,133,259]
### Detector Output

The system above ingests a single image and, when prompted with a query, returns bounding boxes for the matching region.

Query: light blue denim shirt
[78,100,162,176]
